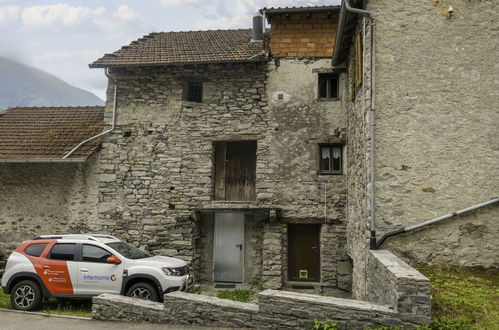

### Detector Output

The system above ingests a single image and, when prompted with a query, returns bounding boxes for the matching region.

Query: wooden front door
[288,224,320,282]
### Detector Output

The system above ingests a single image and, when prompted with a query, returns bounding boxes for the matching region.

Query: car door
[76,243,123,295]
[40,243,78,295]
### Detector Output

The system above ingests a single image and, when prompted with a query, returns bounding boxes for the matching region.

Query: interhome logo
[84,274,117,281]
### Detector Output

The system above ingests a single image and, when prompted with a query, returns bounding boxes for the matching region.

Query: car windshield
[106,241,151,260]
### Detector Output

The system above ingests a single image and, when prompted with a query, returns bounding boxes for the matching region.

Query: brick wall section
[268,12,338,57]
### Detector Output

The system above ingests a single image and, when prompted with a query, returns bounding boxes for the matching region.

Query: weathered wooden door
[288,224,320,282]
[214,141,256,201]
[213,212,245,282]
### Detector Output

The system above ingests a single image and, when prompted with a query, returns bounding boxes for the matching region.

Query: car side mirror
[106,256,121,264]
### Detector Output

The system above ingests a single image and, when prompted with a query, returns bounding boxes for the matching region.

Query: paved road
[0,310,215,330]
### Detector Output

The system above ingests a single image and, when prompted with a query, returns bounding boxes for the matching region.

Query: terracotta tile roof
[0,106,105,160]
[90,29,266,68]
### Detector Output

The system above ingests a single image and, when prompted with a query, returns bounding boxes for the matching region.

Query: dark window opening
[214,141,256,201]
[318,74,339,99]
[319,144,343,174]
[82,244,113,263]
[187,81,203,102]
[49,243,76,261]
[25,244,47,257]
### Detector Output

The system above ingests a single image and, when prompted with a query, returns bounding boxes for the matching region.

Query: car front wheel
[125,282,159,302]
[11,280,43,311]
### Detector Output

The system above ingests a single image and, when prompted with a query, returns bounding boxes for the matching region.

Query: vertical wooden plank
[214,142,226,200]
[225,141,256,201]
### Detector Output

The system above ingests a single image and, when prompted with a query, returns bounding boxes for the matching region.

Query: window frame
[318,144,343,175]
[24,243,48,257]
[186,81,203,103]
[318,73,340,100]
[48,243,77,261]
[80,244,113,263]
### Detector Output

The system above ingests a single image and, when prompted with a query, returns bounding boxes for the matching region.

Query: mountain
[0,57,104,110]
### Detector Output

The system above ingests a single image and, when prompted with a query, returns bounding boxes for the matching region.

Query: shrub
[312,318,337,330]
[216,289,254,303]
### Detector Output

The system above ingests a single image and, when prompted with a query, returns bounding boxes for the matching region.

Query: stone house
[1,1,497,298]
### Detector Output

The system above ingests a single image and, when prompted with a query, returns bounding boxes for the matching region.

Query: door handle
[236,244,242,251]
[42,265,50,269]
[80,268,89,273]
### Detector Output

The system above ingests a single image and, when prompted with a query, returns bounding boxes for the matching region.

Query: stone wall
[266,58,349,288]
[344,16,373,299]
[370,0,499,269]
[345,0,499,298]
[97,60,350,288]
[367,250,431,320]
[93,284,430,329]
[0,157,99,275]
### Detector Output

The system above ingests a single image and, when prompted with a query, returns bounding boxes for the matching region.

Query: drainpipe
[62,68,117,159]
[342,0,378,249]
[376,198,499,249]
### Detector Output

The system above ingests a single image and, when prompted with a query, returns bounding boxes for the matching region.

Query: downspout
[62,68,117,159]
[342,0,378,249]
[376,198,499,249]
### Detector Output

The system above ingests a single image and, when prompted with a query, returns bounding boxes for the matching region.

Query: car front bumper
[163,273,194,294]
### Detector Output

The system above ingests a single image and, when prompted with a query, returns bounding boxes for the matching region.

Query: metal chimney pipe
[252,15,263,41]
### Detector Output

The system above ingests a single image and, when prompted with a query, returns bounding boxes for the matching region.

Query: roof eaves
[0,158,88,163]
[89,57,267,69]
[259,5,340,16]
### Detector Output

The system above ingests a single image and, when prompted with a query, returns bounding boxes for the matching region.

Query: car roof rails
[32,234,119,241]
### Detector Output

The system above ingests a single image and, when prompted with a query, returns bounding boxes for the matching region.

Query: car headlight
[162,266,182,276]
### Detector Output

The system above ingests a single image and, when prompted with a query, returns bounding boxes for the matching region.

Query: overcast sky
[0,0,338,100]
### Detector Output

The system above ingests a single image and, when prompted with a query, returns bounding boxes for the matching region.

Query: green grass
[216,289,254,303]
[186,286,202,294]
[0,288,92,317]
[417,265,499,329]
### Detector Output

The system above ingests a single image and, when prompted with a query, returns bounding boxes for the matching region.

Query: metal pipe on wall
[62,68,117,159]
[376,198,499,249]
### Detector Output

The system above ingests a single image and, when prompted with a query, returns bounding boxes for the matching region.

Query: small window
[49,243,76,261]
[82,244,112,263]
[319,144,343,174]
[25,244,47,257]
[318,74,339,99]
[187,81,203,102]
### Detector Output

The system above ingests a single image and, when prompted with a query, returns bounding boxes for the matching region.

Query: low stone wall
[92,294,165,323]
[164,291,259,328]
[257,290,416,329]
[92,250,430,329]
[367,250,431,320]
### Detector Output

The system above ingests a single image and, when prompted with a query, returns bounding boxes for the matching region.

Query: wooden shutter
[355,33,363,88]
[225,141,256,201]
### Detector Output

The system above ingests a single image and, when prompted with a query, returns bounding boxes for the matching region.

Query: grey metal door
[213,212,244,282]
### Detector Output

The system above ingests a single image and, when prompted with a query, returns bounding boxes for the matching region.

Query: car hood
[131,255,187,268]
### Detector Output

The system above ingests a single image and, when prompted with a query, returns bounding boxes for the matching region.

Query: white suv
[1,234,194,311]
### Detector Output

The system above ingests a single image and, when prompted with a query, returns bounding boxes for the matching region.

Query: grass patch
[417,265,499,329]
[216,289,254,303]
[0,288,92,317]
[186,286,202,294]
